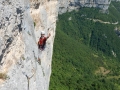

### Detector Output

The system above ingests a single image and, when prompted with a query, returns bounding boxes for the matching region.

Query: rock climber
[38,31,51,50]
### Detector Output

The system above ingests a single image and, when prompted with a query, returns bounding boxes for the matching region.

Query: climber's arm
[46,33,51,39]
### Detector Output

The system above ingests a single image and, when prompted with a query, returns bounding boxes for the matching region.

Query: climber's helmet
[41,31,45,35]
[41,31,45,37]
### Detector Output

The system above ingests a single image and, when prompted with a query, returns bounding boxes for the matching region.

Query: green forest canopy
[50,2,120,90]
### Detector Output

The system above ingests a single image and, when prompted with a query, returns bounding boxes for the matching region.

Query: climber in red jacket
[38,31,51,50]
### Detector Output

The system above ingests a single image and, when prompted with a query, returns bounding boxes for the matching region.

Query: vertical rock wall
[0,0,58,90]
[30,0,58,89]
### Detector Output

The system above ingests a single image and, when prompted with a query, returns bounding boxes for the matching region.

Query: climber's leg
[38,45,43,51]
[39,44,46,51]
[38,49,42,65]
[38,57,41,65]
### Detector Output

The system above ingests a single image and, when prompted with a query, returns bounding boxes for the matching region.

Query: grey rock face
[112,0,120,1]
[0,0,57,90]
[58,0,111,14]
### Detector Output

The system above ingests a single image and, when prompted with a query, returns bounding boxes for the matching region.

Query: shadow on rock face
[0,37,13,63]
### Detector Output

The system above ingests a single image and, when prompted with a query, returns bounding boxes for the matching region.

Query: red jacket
[38,37,47,46]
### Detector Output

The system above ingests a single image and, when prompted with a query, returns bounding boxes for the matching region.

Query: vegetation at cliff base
[50,2,120,90]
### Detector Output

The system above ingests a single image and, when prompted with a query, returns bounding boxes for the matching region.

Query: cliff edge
[0,0,57,90]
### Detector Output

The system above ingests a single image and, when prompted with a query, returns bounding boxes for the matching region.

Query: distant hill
[50,1,120,90]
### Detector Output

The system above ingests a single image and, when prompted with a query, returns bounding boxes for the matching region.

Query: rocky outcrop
[112,0,120,1]
[58,0,111,14]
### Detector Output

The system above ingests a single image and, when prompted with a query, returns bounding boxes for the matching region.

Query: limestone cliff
[0,0,57,90]
[0,0,119,90]
[112,0,120,1]
[58,0,111,14]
